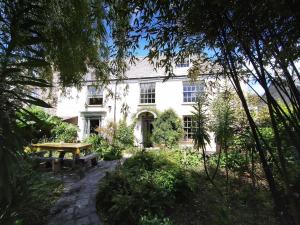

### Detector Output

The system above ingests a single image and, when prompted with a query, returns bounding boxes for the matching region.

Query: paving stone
[47,159,130,225]
[76,216,90,225]
[47,221,59,225]
[77,195,90,200]
[63,207,75,215]
[64,220,77,225]
[76,198,89,207]
[74,207,91,218]
[89,213,101,225]
[66,214,74,221]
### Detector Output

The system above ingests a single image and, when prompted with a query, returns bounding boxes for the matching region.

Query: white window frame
[183,81,203,103]
[140,82,156,104]
[183,116,194,141]
[87,85,103,106]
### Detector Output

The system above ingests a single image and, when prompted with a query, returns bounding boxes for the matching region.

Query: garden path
[47,159,123,225]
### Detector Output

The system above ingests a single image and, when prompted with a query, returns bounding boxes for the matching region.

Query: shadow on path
[47,160,121,225]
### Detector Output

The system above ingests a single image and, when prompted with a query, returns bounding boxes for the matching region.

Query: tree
[107,1,300,224]
[211,89,235,192]
[0,0,111,217]
[212,90,235,153]
[191,96,213,183]
[152,109,183,148]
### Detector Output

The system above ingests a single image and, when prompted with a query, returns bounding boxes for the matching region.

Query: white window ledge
[181,102,196,105]
[86,104,104,107]
[138,103,156,106]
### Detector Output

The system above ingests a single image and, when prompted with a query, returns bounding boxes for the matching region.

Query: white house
[52,57,234,151]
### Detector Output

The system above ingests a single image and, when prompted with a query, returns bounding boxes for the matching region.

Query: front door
[84,117,101,136]
[141,114,154,147]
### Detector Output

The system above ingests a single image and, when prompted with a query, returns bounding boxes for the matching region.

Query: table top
[31,143,91,150]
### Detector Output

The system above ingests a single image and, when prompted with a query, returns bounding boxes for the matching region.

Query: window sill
[138,103,156,106]
[86,104,104,107]
[181,102,195,105]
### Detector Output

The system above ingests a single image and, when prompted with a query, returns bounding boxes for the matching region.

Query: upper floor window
[176,58,190,68]
[140,82,155,104]
[183,81,203,103]
[87,85,103,105]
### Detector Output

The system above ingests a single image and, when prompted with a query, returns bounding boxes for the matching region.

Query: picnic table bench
[79,153,98,167]
[29,143,97,171]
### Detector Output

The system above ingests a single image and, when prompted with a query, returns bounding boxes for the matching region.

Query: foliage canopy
[106,1,300,224]
[0,0,110,213]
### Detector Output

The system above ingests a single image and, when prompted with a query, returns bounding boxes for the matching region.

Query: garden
[1,1,300,225]
[96,149,278,225]
[95,92,297,225]
[1,106,136,225]
[3,90,299,225]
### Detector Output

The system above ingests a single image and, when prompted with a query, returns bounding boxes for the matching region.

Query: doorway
[140,112,154,147]
[85,117,101,135]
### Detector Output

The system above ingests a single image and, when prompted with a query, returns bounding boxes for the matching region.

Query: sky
[133,39,149,57]
[247,80,265,96]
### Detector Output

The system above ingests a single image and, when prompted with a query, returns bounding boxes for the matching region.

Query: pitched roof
[86,56,221,81]
[125,58,166,79]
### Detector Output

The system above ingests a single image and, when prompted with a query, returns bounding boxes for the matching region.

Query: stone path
[47,160,121,225]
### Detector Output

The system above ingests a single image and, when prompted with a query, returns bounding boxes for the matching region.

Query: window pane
[140,82,155,104]
[88,85,103,96]
[89,97,103,105]
[183,116,195,140]
[183,81,203,103]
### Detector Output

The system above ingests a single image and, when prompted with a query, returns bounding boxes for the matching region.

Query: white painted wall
[54,59,246,152]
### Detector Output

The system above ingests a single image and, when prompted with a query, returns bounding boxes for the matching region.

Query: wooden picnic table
[31,142,91,154]
[30,143,92,167]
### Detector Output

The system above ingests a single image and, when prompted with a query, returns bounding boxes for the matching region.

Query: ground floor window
[183,116,193,141]
[85,117,101,135]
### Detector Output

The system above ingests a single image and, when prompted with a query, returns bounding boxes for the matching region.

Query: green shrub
[84,134,105,153]
[115,120,134,148]
[51,121,78,142]
[97,151,196,225]
[84,134,122,160]
[102,142,123,160]
[17,107,78,143]
[152,109,183,148]
[84,120,135,160]
[16,107,61,143]
[209,149,249,174]
[140,214,172,225]
[259,127,275,147]
[179,147,202,169]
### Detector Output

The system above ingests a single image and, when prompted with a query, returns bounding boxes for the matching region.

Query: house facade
[53,58,229,151]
